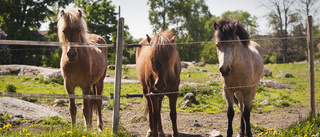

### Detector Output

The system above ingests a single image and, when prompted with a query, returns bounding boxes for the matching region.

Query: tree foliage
[0,0,71,65]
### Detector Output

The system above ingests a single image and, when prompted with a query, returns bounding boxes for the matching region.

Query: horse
[213,19,264,137]
[57,8,108,131]
[136,30,181,137]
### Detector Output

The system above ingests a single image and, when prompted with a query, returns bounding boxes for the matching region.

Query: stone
[263,67,273,77]
[183,93,197,103]
[206,130,223,137]
[102,101,110,107]
[108,65,115,70]
[276,73,294,78]
[180,100,191,108]
[259,100,270,105]
[187,74,191,77]
[53,99,66,107]
[181,62,188,68]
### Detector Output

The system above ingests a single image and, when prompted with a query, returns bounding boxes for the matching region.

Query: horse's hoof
[159,131,165,137]
[146,130,152,137]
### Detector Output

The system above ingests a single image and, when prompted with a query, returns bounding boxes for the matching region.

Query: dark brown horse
[58,8,108,131]
[136,30,181,137]
[214,19,264,137]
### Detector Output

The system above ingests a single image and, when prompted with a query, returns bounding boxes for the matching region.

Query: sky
[39,0,311,39]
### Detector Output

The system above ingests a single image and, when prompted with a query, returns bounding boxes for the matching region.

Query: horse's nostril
[220,67,231,76]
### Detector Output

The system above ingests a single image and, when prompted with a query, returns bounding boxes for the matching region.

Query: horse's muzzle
[67,51,77,61]
[219,66,231,77]
[155,82,166,92]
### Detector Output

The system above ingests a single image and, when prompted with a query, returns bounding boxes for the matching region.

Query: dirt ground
[49,100,319,137]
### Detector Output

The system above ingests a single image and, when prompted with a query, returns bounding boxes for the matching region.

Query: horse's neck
[232,42,249,67]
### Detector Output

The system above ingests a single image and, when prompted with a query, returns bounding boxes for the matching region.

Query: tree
[148,0,214,62]
[75,0,118,43]
[262,0,299,63]
[0,0,72,65]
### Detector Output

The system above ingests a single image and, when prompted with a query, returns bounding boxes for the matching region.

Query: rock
[194,68,200,71]
[198,62,206,66]
[204,105,211,109]
[263,67,273,77]
[0,97,60,120]
[181,62,188,68]
[200,69,207,72]
[259,79,292,89]
[193,120,201,127]
[123,76,129,79]
[53,99,66,107]
[180,100,191,108]
[76,102,82,106]
[102,101,110,107]
[276,73,294,78]
[183,93,197,103]
[18,68,40,76]
[44,71,62,80]
[186,74,191,77]
[206,130,223,137]
[106,74,110,77]
[259,100,270,105]
[108,65,115,70]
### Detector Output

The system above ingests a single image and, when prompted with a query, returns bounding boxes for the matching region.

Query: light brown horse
[213,19,264,137]
[58,8,108,131]
[136,30,181,137]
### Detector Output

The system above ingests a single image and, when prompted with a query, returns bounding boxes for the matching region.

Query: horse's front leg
[150,96,160,137]
[81,84,93,130]
[65,81,77,129]
[157,95,165,137]
[146,96,153,137]
[168,93,179,137]
[225,89,234,137]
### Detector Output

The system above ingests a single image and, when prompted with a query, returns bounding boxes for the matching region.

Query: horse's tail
[90,84,100,115]
[142,98,149,118]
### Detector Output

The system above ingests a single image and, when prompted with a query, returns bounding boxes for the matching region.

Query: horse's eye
[78,31,81,34]
[63,30,65,34]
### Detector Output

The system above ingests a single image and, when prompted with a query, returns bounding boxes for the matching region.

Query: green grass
[0,112,132,137]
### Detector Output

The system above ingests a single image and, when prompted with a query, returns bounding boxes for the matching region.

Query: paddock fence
[0,16,318,134]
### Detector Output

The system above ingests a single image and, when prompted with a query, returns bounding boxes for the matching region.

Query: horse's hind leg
[65,82,77,129]
[146,96,153,137]
[95,75,105,131]
[81,84,93,130]
[168,93,179,137]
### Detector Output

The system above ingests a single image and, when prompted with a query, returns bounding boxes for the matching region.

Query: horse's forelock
[215,19,250,46]
[57,8,88,43]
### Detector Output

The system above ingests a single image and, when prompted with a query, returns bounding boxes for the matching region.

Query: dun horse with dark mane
[58,8,108,131]
[136,30,181,137]
[214,19,264,137]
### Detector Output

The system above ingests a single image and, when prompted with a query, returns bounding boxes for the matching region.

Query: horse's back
[249,41,264,82]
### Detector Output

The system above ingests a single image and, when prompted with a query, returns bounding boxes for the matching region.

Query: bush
[5,84,16,92]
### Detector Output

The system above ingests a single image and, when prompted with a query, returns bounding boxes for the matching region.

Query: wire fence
[0,33,318,103]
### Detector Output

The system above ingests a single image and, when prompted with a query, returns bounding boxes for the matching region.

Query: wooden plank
[307,15,315,116]
[112,17,124,133]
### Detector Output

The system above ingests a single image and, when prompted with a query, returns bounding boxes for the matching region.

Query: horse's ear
[170,36,176,43]
[78,9,82,17]
[234,21,239,31]
[146,34,151,43]
[213,22,219,30]
[59,10,65,17]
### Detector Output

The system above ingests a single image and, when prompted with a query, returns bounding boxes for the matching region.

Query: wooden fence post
[307,15,315,116]
[112,17,124,133]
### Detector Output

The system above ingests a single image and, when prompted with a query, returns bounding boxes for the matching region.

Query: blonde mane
[57,8,88,43]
